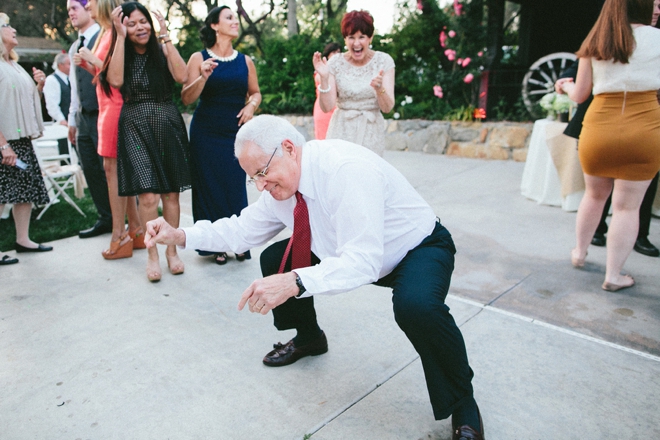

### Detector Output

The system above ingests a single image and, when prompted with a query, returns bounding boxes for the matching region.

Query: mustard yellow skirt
[579,91,660,180]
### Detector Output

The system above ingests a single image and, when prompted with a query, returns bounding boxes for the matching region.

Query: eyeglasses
[247,147,278,186]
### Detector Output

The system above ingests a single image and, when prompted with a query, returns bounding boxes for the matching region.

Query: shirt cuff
[180,226,199,250]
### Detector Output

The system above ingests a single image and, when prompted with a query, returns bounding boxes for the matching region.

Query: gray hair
[52,53,69,70]
[235,115,306,158]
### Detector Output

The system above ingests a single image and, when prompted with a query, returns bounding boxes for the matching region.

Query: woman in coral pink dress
[313,42,340,140]
[74,0,142,260]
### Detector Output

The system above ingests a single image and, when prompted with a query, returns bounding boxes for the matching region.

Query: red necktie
[278,191,312,273]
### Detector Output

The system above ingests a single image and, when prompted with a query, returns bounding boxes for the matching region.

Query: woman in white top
[312,10,395,156]
[0,13,53,259]
[558,0,660,291]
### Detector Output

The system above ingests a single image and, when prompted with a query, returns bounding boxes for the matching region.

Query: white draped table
[521,119,585,212]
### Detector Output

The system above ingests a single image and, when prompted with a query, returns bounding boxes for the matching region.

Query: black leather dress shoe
[15,243,53,253]
[263,331,328,367]
[591,232,606,247]
[79,221,112,239]
[634,237,660,257]
[452,405,484,440]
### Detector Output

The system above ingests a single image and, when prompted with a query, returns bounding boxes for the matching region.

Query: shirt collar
[79,23,100,42]
[54,69,68,81]
[297,141,315,201]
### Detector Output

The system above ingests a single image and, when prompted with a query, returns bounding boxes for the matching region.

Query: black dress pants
[261,222,475,420]
[75,110,111,225]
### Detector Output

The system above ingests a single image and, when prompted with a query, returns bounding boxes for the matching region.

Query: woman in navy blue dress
[182,6,261,265]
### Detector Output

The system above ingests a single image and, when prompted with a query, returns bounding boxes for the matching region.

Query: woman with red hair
[312,10,395,156]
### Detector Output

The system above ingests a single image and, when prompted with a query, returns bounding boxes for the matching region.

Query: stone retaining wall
[182,113,533,162]
[280,115,533,162]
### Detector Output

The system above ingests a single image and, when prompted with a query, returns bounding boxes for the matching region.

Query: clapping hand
[312,51,330,78]
[111,6,128,38]
[370,69,384,92]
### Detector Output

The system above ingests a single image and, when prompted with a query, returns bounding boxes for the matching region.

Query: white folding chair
[34,124,87,220]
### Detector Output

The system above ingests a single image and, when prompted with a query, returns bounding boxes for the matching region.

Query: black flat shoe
[0,255,19,265]
[634,237,659,257]
[15,243,53,253]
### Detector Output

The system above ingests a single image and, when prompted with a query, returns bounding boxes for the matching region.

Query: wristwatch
[294,273,306,297]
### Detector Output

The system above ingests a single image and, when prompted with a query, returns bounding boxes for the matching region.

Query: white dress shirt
[67,23,101,128]
[43,68,69,123]
[183,139,437,297]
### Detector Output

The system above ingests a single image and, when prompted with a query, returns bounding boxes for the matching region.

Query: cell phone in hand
[15,159,29,170]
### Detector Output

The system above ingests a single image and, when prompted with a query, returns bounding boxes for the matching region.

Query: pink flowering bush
[381,0,488,119]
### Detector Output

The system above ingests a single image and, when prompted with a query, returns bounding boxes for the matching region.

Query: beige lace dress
[326,51,395,156]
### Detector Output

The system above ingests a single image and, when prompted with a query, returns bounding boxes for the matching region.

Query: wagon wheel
[522,52,577,118]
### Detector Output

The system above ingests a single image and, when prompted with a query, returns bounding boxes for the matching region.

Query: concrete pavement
[1,151,659,439]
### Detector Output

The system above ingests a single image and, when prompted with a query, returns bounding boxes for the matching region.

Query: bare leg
[103,157,128,243]
[126,196,142,233]
[13,203,39,248]
[161,192,184,274]
[138,192,162,281]
[574,174,613,263]
[605,178,652,286]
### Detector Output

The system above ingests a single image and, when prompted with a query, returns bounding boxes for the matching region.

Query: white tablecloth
[521,119,584,212]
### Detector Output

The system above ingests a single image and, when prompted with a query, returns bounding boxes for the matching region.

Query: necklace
[206,48,238,62]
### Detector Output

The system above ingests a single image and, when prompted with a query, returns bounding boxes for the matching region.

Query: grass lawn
[0,188,99,252]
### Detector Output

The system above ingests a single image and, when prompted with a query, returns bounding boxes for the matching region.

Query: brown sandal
[102,233,133,260]
[129,228,146,249]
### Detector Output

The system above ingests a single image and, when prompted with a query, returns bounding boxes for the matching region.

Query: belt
[342,109,378,147]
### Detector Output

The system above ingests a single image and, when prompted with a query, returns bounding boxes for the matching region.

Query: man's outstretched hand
[144,217,186,248]
[238,272,299,315]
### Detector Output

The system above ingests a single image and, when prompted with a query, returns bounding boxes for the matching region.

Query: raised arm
[152,10,187,84]
[107,6,127,89]
[371,68,395,113]
[312,51,337,113]
[181,52,214,105]
[237,56,261,126]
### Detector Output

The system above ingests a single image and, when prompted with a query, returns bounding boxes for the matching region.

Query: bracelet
[161,39,171,44]
[0,144,9,151]
[379,88,386,95]
[317,84,331,93]
[248,100,258,108]
[158,34,169,40]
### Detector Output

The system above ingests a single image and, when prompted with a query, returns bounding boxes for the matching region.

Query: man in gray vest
[67,0,112,238]
[43,52,71,160]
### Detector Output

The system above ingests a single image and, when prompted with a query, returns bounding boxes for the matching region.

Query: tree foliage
[3,0,74,45]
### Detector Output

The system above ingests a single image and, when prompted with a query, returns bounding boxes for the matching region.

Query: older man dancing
[145,115,483,440]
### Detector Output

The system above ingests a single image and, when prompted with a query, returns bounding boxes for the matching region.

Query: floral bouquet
[539,92,575,120]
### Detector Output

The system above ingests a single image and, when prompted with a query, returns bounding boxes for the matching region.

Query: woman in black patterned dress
[101,2,190,281]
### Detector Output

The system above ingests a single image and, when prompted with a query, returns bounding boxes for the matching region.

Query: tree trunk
[287,0,299,36]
